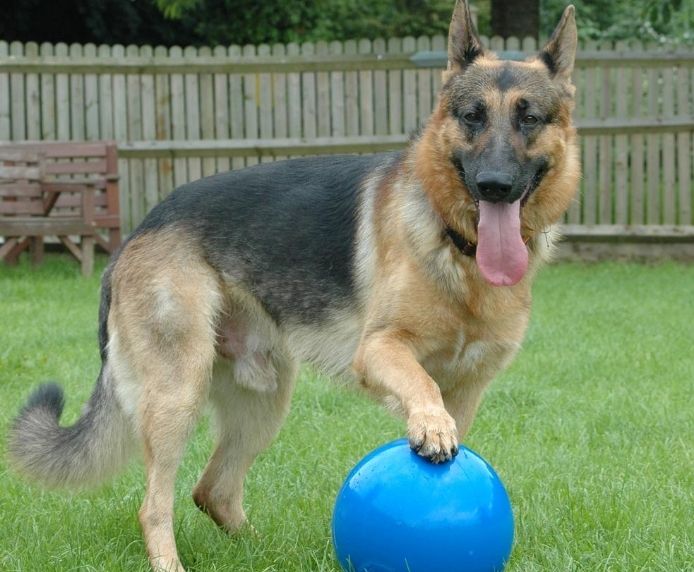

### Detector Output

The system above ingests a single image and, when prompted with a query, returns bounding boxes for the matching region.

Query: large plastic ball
[332,439,514,572]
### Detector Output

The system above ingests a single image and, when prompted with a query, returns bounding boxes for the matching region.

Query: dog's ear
[448,0,485,72]
[540,5,577,80]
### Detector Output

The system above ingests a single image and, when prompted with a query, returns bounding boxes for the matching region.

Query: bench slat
[0,142,111,159]
[0,183,43,197]
[0,218,95,236]
[93,214,120,228]
[0,202,45,215]
[44,159,109,175]
[43,180,108,192]
[0,165,42,179]
[55,194,108,208]
[0,150,43,162]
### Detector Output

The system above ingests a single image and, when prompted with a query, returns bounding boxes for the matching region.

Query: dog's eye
[463,111,483,124]
[521,114,538,126]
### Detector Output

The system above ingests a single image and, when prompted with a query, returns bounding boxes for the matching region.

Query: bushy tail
[8,365,134,489]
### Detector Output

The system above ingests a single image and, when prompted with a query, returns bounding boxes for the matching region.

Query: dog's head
[426,0,580,286]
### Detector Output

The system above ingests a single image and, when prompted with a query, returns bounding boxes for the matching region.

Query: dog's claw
[407,409,459,464]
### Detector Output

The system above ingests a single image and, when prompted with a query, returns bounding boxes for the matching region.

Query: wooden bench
[0,150,48,265]
[0,141,120,275]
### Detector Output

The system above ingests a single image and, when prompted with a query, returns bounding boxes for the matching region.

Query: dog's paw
[151,556,186,572]
[407,408,459,463]
[193,489,248,535]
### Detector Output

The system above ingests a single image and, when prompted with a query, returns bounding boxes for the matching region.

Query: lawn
[0,255,692,572]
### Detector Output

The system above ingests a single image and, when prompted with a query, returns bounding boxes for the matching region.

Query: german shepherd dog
[9,2,579,570]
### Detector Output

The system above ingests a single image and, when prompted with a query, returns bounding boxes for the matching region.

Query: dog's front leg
[354,330,459,463]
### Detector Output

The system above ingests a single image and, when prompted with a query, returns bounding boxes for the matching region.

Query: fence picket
[140,45,159,213]
[126,45,144,226]
[521,36,537,52]
[228,44,245,170]
[301,42,317,144]
[271,43,288,161]
[344,40,359,136]
[184,45,202,179]
[285,42,302,158]
[630,41,645,224]
[83,44,99,141]
[582,40,598,224]
[70,43,86,140]
[359,39,374,137]
[111,44,130,231]
[430,35,446,97]
[417,36,432,127]
[598,40,613,224]
[169,45,187,188]
[387,37,403,136]
[25,42,41,140]
[403,37,417,133]
[0,42,9,139]
[565,39,582,224]
[676,58,691,224]
[54,43,70,140]
[662,64,676,224]
[199,45,217,175]
[213,45,231,171]
[614,40,629,225]
[39,42,56,140]
[258,44,274,163]
[10,42,25,140]
[646,43,661,224]
[154,45,173,198]
[373,38,388,136]
[316,41,331,139]
[244,44,259,166]
[329,41,345,138]
[98,44,113,140]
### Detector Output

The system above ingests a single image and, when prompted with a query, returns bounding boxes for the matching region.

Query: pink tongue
[476,200,528,287]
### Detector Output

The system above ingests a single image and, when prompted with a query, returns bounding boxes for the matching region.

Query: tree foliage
[154,0,455,45]
[490,0,539,38]
[158,0,692,45]
[542,0,693,44]
[1,0,191,45]
[1,0,691,46]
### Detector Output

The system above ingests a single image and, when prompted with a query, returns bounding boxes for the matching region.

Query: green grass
[1,254,693,571]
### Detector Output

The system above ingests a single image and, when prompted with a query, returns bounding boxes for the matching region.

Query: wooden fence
[1,36,693,236]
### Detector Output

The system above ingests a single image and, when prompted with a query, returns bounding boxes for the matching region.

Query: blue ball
[332,439,514,572]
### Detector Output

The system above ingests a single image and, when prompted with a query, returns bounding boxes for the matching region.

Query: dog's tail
[8,266,134,489]
[8,369,133,489]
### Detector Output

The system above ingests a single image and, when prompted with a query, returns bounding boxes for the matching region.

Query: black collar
[445,227,477,257]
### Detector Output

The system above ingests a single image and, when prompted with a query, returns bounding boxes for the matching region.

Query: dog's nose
[475,171,513,202]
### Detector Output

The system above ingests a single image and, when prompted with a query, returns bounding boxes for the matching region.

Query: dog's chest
[423,337,513,390]
[420,295,528,390]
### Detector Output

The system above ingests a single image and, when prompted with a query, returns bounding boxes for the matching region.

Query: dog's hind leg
[136,348,214,572]
[110,234,222,572]
[192,351,297,534]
